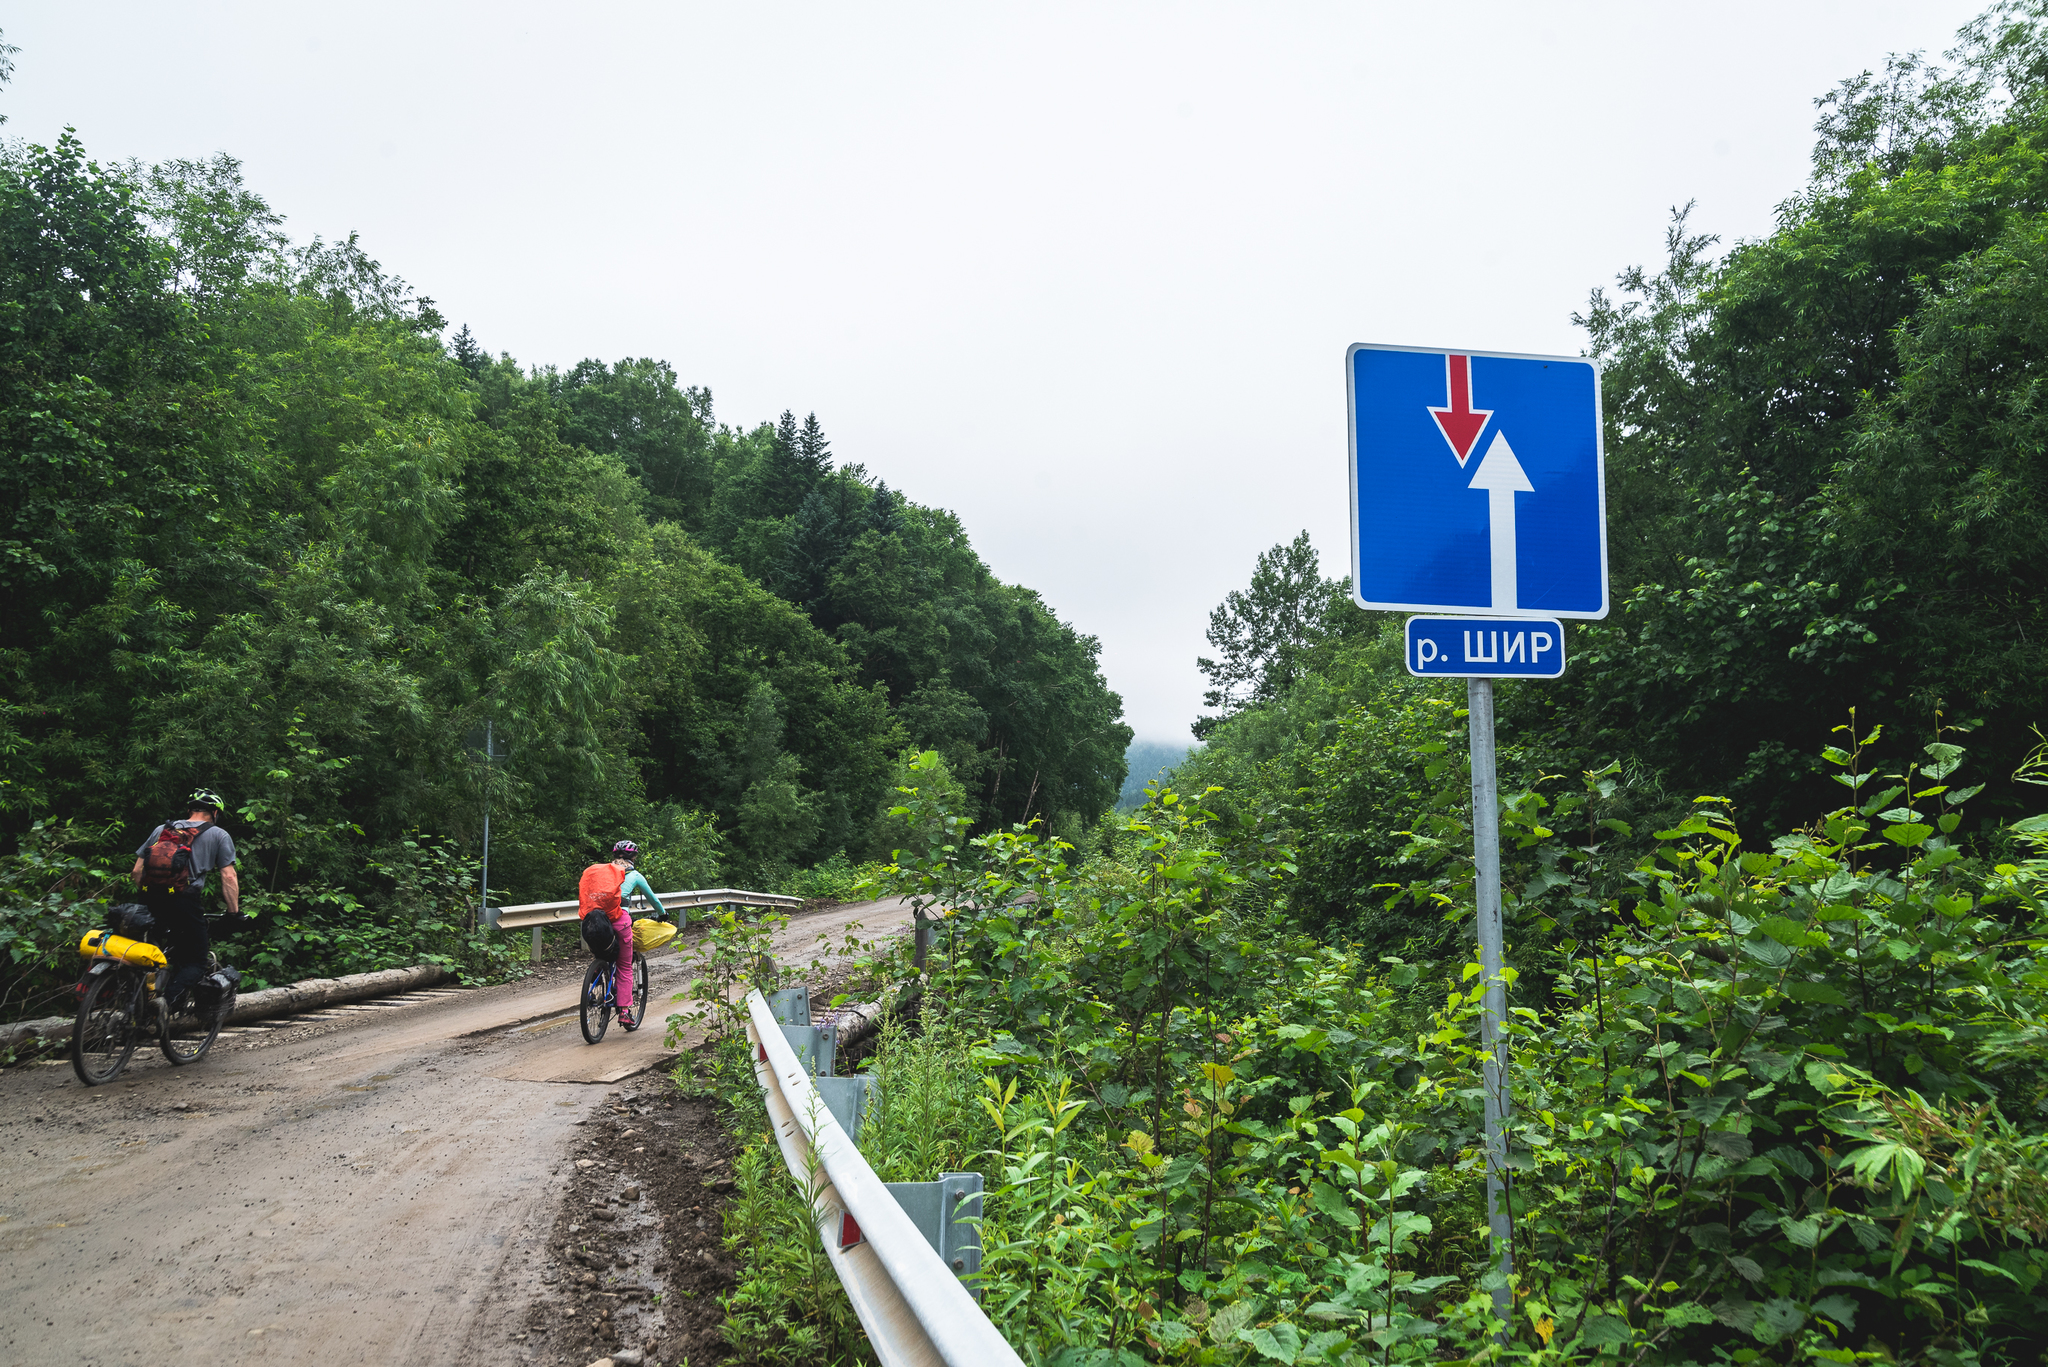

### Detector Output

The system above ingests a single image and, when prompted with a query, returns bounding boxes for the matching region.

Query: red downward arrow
[1428,354,1492,466]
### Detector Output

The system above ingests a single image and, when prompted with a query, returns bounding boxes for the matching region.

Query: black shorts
[139,887,210,973]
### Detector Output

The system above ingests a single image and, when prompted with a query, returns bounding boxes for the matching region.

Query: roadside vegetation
[691,734,2047,1365]
[678,10,2048,1362]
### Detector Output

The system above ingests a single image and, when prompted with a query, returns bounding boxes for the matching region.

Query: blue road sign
[1347,344,1608,618]
[1406,615,1565,679]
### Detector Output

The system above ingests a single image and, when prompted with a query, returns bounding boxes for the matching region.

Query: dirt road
[0,897,913,1367]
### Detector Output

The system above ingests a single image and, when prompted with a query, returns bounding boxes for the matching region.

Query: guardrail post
[779,1022,837,1077]
[530,927,542,963]
[883,1173,984,1286]
[766,988,810,1026]
[814,1073,872,1143]
[743,988,1023,1366]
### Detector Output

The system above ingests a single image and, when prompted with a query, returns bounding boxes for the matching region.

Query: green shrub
[815,742,2048,1363]
[781,853,888,905]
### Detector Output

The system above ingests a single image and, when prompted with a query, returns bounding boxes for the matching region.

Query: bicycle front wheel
[161,993,222,1067]
[73,970,141,1086]
[628,953,648,1029]
[579,961,610,1044]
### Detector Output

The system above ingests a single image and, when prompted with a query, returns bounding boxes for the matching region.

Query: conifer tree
[450,324,487,378]
[797,412,832,477]
[864,481,905,537]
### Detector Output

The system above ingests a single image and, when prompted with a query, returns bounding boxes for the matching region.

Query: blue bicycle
[580,948,648,1044]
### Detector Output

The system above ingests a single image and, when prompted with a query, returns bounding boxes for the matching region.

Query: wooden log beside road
[1,961,455,1054]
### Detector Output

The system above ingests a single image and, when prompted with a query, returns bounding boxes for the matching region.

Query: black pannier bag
[581,913,620,960]
[193,964,242,1020]
[107,902,155,936]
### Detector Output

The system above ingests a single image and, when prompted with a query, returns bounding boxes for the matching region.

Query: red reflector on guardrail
[838,1212,864,1249]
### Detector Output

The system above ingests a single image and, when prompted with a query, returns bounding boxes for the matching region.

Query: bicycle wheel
[73,970,141,1086]
[579,960,611,1044]
[626,953,648,1029]
[160,990,221,1066]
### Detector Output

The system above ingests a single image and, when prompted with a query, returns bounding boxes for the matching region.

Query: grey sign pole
[1465,678,1512,1318]
[478,719,494,934]
[468,719,510,940]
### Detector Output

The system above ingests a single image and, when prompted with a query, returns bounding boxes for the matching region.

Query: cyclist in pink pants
[578,841,659,1031]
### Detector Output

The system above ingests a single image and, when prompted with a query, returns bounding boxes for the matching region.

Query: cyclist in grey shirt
[132,789,244,1013]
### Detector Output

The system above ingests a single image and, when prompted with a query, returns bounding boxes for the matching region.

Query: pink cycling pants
[609,912,634,1016]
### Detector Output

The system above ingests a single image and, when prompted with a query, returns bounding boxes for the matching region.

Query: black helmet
[611,839,640,859]
[188,788,225,817]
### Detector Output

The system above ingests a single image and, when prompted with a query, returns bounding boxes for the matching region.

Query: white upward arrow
[1468,432,1533,611]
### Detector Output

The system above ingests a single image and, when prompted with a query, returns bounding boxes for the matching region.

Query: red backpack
[140,819,206,892]
[579,862,626,917]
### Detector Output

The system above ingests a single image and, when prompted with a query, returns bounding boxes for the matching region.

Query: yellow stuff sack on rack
[79,929,168,968]
[632,919,677,952]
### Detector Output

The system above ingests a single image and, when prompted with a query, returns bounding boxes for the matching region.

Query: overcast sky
[4,1,1990,743]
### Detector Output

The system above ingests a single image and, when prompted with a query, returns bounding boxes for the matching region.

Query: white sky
[5,1,1989,742]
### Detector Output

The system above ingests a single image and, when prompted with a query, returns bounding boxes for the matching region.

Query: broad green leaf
[1758,915,1819,947]
[1301,1329,1350,1360]
[1208,1299,1262,1346]
[1919,742,1965,781]
[1579,1314,1632,1346]
[1778,1216,1820,1247]
[1758,1298,1806,1340]
[1803,1059,1847,1092]
[1308,1180,1361,1230]
[1239,1321,1305,1363]
[1841,1141,1926,1198]
[1961,1258,2020,1283]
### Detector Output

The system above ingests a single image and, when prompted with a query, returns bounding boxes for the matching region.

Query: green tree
[1194,532,1349,737]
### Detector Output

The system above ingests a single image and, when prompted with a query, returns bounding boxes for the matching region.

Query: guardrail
[745,987,1022,1367]
[486,887,806,960]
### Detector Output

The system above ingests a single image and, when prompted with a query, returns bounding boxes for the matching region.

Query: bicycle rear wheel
[626,952,648,1029]
[160,992,222,1066]
[579,960,610,1044]
[73,970,141,1086]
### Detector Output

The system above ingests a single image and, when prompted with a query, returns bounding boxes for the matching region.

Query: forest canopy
[0,131,1131,933]
[1181,0,2048,940]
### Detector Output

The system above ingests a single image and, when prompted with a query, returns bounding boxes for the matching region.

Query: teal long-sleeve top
[618,868,683,925]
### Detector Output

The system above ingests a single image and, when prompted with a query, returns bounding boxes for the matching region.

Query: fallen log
[1,962,455,1056]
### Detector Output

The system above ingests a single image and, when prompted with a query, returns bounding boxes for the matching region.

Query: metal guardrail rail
[744,988,1023,1367]
[486,887,806,960]
[489,886,804,930]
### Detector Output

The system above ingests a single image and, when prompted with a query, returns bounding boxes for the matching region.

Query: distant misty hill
[1116,739,1197,811]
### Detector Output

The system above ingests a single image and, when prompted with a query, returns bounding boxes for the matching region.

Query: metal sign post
[1345,343,1607,1324]
[1466,676,1512,1314]
[465,720,509,935]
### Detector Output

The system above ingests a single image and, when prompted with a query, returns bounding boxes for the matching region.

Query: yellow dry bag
[631,918,677,952]
[79,929,169,969]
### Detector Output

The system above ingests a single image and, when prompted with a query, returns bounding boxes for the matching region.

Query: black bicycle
[72,910,236,1086]
[580,949,648,1044]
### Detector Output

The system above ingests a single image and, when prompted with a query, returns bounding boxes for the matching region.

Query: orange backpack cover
[579,863,626,917]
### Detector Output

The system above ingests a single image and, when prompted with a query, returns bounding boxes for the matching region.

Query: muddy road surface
[0,897,912,1367]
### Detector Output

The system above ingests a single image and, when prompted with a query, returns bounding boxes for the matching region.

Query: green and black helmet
[188,788,226,817]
